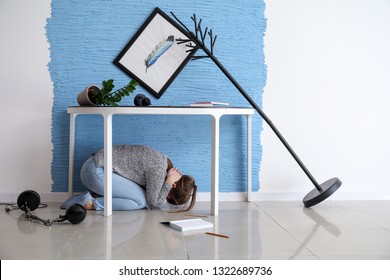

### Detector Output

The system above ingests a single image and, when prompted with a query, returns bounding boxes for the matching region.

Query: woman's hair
[166,175,197,212]
[166,158,197,212]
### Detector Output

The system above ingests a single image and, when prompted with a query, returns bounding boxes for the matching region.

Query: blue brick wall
[46,0,266,193]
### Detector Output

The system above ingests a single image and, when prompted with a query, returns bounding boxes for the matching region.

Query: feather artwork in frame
[145,35,174,72]
[113,7,197,99]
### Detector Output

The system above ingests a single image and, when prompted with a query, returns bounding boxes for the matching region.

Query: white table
[67,106,255,216]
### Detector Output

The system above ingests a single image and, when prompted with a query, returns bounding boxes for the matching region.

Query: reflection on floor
[1,200,390,259]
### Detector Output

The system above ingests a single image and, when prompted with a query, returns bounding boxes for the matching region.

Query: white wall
[1,0,389,202]
[261,0,390,199]
[0,0,53,201]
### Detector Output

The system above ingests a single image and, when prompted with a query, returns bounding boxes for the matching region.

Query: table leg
[247,114,252,202]
[211,114,221,216]
[103,113,113,216]
[104,216,112,259]
[68,113,77,197]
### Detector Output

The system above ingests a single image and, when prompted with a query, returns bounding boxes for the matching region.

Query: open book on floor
[161,218,213,232]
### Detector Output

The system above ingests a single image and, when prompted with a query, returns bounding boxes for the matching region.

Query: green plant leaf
[105,79,114,86]
[102,79,115,93]
[125,85,135,92]
[115,95,122,102]
[119,89,126,97]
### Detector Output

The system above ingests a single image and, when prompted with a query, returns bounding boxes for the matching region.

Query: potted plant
[77,79,139,106]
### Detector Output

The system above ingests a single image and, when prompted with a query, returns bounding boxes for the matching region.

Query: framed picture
[114,7,197,99]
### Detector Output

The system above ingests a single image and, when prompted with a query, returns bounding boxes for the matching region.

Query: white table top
[67,106,255,115]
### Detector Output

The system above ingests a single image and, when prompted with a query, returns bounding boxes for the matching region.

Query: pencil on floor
[205,232,229,239]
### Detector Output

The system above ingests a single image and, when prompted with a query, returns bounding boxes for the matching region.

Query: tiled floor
[1,200,389,260]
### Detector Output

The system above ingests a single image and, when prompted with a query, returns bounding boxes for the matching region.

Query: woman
[61,145,197,211]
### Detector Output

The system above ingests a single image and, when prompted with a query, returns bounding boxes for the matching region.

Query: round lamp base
[303,178,342,207]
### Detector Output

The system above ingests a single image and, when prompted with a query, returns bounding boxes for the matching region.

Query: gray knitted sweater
[93,145,171,209]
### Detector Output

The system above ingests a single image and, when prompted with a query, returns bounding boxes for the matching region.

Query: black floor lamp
[171,12,342,207]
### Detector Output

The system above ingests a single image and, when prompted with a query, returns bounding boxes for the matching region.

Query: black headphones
[5,190,86,226]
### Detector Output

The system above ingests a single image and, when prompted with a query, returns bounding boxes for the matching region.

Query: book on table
[190,101,229,107]
[164,218,214,232]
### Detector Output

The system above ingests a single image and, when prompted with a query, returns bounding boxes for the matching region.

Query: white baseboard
[195,191,390,201]
[0,192,70,204]
[1,191,389,204]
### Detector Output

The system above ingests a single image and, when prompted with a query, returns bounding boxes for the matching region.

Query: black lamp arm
[171,11,322,190]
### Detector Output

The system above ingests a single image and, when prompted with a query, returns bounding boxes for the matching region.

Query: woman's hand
[165,168,182,187]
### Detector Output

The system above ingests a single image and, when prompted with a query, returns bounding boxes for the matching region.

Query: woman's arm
[165,168,182,187]
[145,168,182,209]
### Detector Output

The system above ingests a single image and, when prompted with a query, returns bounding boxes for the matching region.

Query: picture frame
[114,7,197,99]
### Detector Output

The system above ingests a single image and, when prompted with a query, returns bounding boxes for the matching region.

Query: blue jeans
[80,157,147,211]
